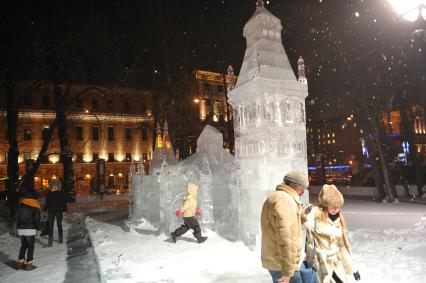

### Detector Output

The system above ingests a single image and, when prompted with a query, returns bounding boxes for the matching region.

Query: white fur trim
[17,229,36,236]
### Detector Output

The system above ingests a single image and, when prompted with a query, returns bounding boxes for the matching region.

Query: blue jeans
[268,270,302,283]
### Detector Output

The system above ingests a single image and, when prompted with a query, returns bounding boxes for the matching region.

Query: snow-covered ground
[86,198,426,283]
[1,196,425,283]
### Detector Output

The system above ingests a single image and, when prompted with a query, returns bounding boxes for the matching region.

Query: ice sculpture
[129,125,238,239]
[228,2,309,245]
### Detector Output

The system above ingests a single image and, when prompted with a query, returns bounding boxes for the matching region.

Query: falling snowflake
[355,12,360,17]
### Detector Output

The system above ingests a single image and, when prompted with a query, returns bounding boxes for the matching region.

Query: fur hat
[283,170,309,189]
[318,184,344,207]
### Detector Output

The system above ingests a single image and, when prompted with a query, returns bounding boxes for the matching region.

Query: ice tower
[228,0,309,245]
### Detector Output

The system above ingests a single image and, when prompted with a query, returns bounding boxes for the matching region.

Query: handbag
[300,219,318,283]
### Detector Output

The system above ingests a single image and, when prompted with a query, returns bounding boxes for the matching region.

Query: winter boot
[58,234,63,244]
[170,232,177,243]
[48,237,53,247]
[25,261,33,271]
[197,236,208,243]
[16,260,24,270]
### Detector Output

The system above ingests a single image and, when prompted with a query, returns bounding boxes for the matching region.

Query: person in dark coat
[15,191,41,271]
[44,178,67,247]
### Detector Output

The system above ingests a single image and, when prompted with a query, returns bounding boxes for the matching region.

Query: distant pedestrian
[15,191,41,271]
[99,184,105,200]
[44,178,67,247]
[171,183,208,244]
[305,184,360,283]
[261,170,312,283]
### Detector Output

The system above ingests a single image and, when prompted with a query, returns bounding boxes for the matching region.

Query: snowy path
[0,197,128,283]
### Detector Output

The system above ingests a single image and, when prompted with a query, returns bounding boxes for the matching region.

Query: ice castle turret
[228,1,309,245]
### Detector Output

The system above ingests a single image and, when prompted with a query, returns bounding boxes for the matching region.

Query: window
[93,153,99,161]
[92,126,99,141]
[124,101,130,112]
[42,95,50,107]
[24,125,32,141]
[141,127,148,141]
[23,95,32,106]
[24,152,31,160]
[125,153,132,162]
[107,100,114,110]
[141,102,147,113]
[108,152,115,162]
[76,126,83,141]
[41,127,49,141]
[203,83,210,92]
[76,153,83,162]
[92,99,99,110]
[108,127,114,141]
[125,128,131,141]
[75,98,83,109]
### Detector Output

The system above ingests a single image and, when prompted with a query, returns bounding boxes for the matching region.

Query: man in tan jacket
[261,170,310,283]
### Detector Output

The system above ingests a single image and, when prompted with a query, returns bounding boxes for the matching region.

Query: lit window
[327,134,330,138]
[332,133,335,137]
[327,140,331,144]
[332,140,335,144]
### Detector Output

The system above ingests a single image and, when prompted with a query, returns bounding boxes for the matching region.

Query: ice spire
[162,119,172,150]
[256,0,264,8]
[155,122,163,149]
[297,56,307,85]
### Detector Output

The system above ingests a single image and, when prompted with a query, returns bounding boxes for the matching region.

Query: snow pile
[349,216,426,282]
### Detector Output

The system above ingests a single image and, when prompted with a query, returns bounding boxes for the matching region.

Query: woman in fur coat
[305,184,361,283]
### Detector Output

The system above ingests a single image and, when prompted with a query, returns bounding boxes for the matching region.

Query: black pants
[174,217,201,239]
[19,236,35,262]
[48,210,63,238]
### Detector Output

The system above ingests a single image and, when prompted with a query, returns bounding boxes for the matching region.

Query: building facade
[0,84,154,195]
[162,68,237,159]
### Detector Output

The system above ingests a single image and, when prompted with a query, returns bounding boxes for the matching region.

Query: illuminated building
[160,67,237,159]
[0,84,154,194]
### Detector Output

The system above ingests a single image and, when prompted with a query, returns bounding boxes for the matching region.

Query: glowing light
[118,173,123,177]
[388,0,426,22]
[194,98,200,103]
[85,174,91,179]
[52,175,57,180]
[49,155,59,164]
[116,153,124,162]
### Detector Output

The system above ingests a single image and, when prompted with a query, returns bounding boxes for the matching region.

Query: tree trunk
[55,83,76,202]
[5,76,19,217]
[372,128,396,202]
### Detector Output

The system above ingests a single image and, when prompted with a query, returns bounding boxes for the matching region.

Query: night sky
[2,0,425,121]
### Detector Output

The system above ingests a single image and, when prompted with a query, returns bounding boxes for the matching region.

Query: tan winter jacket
[180,183,198,217]
[305,207,355,283]
[261,184,304,277]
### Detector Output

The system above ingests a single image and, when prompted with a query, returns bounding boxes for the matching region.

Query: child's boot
[170,232,177,243]
[197,236,208,243]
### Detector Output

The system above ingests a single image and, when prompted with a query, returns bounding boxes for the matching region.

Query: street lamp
[388,1,426,23]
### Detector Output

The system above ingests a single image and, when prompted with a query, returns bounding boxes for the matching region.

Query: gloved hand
[175,209,183,217]
[353,271,361,281]
[195,208,202,217]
